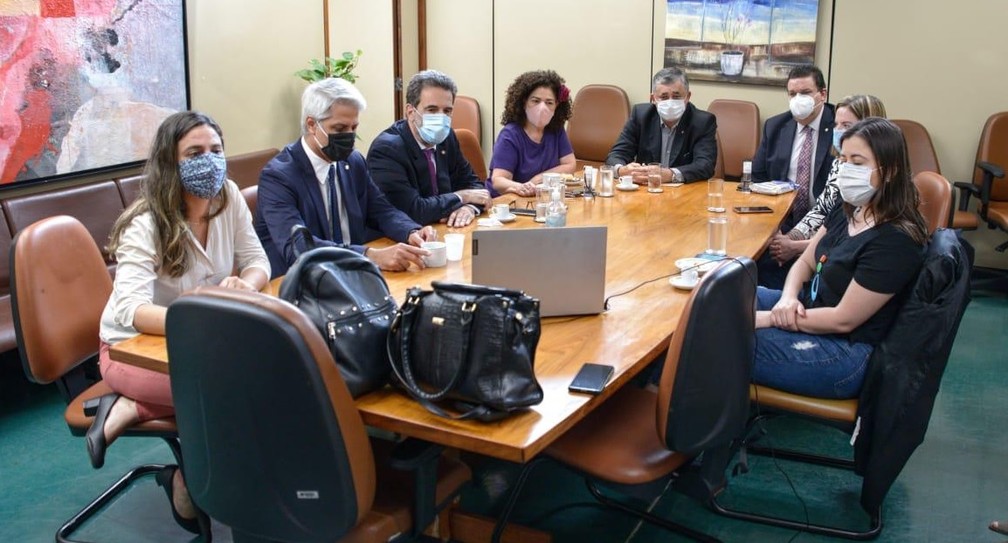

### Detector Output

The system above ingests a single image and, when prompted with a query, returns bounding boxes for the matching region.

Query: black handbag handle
[431,280,526,299]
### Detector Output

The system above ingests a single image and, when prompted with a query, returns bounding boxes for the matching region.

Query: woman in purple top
[488,70,576,197]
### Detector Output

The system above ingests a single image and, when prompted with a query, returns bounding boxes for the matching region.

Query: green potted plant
[296,50,362,83]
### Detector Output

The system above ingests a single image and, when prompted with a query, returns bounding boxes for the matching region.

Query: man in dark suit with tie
[605,67,717,184]
[255,77,435,277]
[751,64,836,288]
[367,70,490,227]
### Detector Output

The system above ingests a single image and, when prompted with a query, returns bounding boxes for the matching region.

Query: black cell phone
[569,363,615,394]
[733,206,774,214]
[511,208,535,217]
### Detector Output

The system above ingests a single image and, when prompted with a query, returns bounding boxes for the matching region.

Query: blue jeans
[753,287,872,399]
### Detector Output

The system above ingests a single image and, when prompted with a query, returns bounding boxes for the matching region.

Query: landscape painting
[664,0,819,86]
[0,0,188,185]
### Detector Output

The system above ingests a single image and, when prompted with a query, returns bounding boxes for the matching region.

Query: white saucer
[674,257,720,275]
[494,213,517,223]
[667,182,684,188]
[669,276,699,290]
[616,184,638,192]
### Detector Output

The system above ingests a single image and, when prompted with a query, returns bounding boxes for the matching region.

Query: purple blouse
[487,123,573,193]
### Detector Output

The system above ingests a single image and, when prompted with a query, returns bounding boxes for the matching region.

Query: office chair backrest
[973,111,1008,201]
[240,184,258,218]
[892,119,941,175]
[707,99,760,179]
[166,286,376,541]
[657,258,756,455]
[453,95,482,146]
[227,148,279,189]
[11,215,112,386]
[913,172,953,235]
[455,128,488,181]
[567,84,630,163]
[713,132,725,180]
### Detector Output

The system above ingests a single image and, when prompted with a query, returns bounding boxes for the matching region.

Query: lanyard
[810,254,827,303]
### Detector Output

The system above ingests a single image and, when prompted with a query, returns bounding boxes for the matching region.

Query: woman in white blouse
[88,111,270,535]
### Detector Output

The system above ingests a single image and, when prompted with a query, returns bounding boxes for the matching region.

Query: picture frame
[0,0,190,187]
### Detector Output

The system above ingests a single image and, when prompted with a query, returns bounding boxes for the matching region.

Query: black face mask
[317,129,355,162]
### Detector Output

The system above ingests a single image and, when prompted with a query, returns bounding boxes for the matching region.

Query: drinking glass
[647,163,663,193]
[706,216,728,255]
[598,166,614,197]
[707,177,725,212]
[444,233,465,261]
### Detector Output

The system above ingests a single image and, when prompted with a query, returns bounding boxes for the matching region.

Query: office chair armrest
[389,438,446,537]
[953,182,980,211]
[976,161,1005,220]
[978,161,1005,181]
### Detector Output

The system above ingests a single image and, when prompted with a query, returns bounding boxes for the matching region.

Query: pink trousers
[99,342,175,422]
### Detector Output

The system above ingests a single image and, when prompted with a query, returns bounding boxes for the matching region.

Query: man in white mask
[752,64,836,289]
[606,67,717,184]
[368,70,490,227]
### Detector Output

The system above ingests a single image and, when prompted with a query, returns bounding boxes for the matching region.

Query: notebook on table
[471,226,607,317]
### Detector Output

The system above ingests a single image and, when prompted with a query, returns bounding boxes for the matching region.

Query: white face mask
[656,99,686,122]
[836,162,877,206]
[525,102,554,129]
[789,94,816,120]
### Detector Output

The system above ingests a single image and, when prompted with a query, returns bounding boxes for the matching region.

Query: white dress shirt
[99,180,271,344]
[786,106,825,208]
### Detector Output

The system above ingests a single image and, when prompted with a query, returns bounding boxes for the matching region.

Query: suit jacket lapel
[400,121,438,195]
[335,161,363,244]
[292,143,330,235]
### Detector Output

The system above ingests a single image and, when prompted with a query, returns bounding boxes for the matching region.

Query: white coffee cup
[492,203,511,218]
[619,175,634,187]
[421,241,447,267]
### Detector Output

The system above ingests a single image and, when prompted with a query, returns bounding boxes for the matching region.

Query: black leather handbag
[278,226,396,398]
[388,281,544,421]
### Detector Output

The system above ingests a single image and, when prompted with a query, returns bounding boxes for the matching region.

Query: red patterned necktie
[423,148,439,195]
[793,125,814,222]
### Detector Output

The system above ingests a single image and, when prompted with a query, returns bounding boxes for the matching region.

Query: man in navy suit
[255,78,435,277]
[752,64,835,288]
[606,67,717,184]
[367,70,490,227]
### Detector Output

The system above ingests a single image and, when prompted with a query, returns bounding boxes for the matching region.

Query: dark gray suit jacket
[605,102,717,182]
[751,104,836,199]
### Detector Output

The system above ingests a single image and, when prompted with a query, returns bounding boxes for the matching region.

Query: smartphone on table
[569,363,615,394]
[733,206,773,214]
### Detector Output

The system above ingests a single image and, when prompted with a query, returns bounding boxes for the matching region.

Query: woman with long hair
[89,111,270,534]
[488,69,577,197]
[753,117,928,399]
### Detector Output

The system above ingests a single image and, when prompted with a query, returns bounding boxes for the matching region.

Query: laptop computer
[471,226,607,317]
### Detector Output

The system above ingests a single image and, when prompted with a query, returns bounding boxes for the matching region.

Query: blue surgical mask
[417,113,451,145]
[832,128,846,152]
[179,152,227,199]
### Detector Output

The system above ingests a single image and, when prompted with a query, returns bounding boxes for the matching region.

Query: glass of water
[647,163,663,193]
[707,177,725,212]
[706,215,728,256]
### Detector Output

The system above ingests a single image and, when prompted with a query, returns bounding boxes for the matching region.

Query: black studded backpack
[278,226,396,397]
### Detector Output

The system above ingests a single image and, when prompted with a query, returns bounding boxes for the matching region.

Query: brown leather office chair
[954,111,1008,247]
[493,258,757,543]
[567,84,630,169]
[888,119,970,231]
[166,286,471,542]
[713,132,725,180]
[226,148,279,189]
[11,215,180,543]
[453,95,482,146]
[707,99,760,180]
[913,172,953,235]
[713,229,972,540]
[240,185,258,218]
[455,128,488,181]
[116,174,145,206]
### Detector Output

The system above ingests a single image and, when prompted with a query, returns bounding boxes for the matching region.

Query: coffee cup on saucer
[618,175,635,188]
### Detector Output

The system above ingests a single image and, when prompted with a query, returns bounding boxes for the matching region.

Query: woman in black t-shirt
[753,117,928,399]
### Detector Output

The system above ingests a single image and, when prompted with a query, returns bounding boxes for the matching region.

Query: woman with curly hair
[488,69,576,197]
[87,111,270,536]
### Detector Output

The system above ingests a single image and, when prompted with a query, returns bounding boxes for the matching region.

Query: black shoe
[155,465,210,536]
[85,393,119,469]
[991,521,1008,536]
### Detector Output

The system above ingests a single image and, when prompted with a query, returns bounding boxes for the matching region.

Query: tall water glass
[706,216,728,256]
[535,184,552,222]
[542,172,563,190]
[598,166,614,197]
[647,163,663,193]
[707,177,725,212]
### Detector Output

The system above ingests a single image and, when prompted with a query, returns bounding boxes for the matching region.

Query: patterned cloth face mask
[179,152,227,199]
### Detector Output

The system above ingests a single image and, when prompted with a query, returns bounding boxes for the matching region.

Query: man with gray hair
[367,69,489,227]
[255,77,435,277]
[606,67,717,184]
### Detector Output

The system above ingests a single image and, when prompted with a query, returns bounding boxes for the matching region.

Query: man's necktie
[326,164,342,243]
[793,125,814,222]
[423,148,439,195]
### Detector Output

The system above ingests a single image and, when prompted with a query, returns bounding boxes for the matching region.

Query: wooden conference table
[110,181,792,464]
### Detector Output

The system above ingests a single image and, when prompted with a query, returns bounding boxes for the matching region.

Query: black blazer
[605,102,717,182]
[367,120,483,226]
[751,104,836,199]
